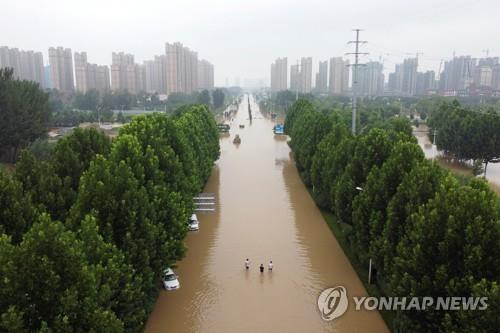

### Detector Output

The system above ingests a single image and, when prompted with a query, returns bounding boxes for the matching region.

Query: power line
[346,29,368,135]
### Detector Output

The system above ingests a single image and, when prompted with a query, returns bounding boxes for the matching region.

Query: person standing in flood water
[245,258,250,270]
[268,261,273,271]
[259,264,264,273]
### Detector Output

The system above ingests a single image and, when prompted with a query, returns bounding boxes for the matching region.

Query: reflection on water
[144,95,388,333]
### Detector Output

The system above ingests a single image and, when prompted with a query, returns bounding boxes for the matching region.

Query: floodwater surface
[144,95,389,333]
[414,125,500,188]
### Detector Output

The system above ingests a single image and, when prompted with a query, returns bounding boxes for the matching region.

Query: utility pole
[346,29,368,135]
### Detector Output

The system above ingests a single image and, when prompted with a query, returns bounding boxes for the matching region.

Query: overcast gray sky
[2,0,499,86]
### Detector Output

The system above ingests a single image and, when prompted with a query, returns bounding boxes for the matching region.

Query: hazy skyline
[2,0,499,86]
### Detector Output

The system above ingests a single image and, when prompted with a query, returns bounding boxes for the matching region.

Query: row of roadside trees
[285,99,499,332]
[0,103,220,331]
[428,100,500,176]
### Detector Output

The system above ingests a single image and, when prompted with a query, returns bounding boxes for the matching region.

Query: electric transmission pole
[346,29,368,135]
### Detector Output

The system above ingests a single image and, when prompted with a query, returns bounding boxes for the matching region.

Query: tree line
[0,104,220,331]
[285,99,499,332]
[0,69,51,163]
[428,100,500,176]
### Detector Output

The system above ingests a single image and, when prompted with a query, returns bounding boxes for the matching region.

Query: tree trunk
[484,160,489,178]
[11,145,19,164]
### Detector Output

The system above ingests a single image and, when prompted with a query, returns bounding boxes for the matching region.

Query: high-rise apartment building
[439,56,474,93]
[329,57,349,94]
[143,55,167,94]
[198,59,214,91]
[0,46,45,87]
[290,64,300,93]
[111,52,143,94]
[165,42,198,94]
[358,61,384,97]
[416,70,437,95]
[48,47,74,92]
[74,52,110,93]
[473,58,499,88]
[315,60,328,93]
[387,58,418,96]
[388,64,402,94]
[492,64,500,90]
[401,58,418,96]
[270,57,287,92]
[300,57,312,93]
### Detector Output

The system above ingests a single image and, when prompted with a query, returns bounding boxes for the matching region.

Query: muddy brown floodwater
[144,95,389,333]
[414,125,500,192]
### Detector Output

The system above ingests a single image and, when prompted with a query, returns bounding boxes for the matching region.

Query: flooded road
[414,125,500,189]
[144,95,389,333]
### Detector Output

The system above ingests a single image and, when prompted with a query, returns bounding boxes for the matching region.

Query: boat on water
[233,134,241,144]
[273,124,285,135]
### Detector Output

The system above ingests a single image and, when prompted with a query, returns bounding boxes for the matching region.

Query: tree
[284,99,314,135]
[0,68,51,162]
[0,214,125,332]
[390,176,500,331]
[212,88,225,109]
[428,101,500,176]
[334,129,396,225]
[289,107,333,185]
[117,111,126,123]
[352,141,424,264]
[73,89,100,111]
[310,124,351,208]
[381,160,444,275]
[51,127,111,192]
[15,150,69,221]
[0,170,36,243]
[197,89,211,106]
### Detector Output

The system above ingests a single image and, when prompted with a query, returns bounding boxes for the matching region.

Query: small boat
[233,134,241,144]
[239,124,245,129]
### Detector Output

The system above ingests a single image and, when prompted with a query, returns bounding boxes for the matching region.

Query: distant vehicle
[233,134,241,144]
[217,123,230,133]
[163,268,180,290]
[190,213,199,222]
[188,216,199,231]
[239,124,245,128]
[273,124,285,135]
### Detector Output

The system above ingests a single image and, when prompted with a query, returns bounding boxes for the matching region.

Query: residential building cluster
[270,53,500,97]
[0,43,215,95]
[0,46,45,87]
[271,56,351,95]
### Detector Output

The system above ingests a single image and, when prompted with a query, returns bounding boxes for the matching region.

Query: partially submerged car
[163,268,180,290]
[188,213,199,231]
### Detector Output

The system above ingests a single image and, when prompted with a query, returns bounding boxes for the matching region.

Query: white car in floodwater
[163,268,180,290]
[188,214,199,231]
